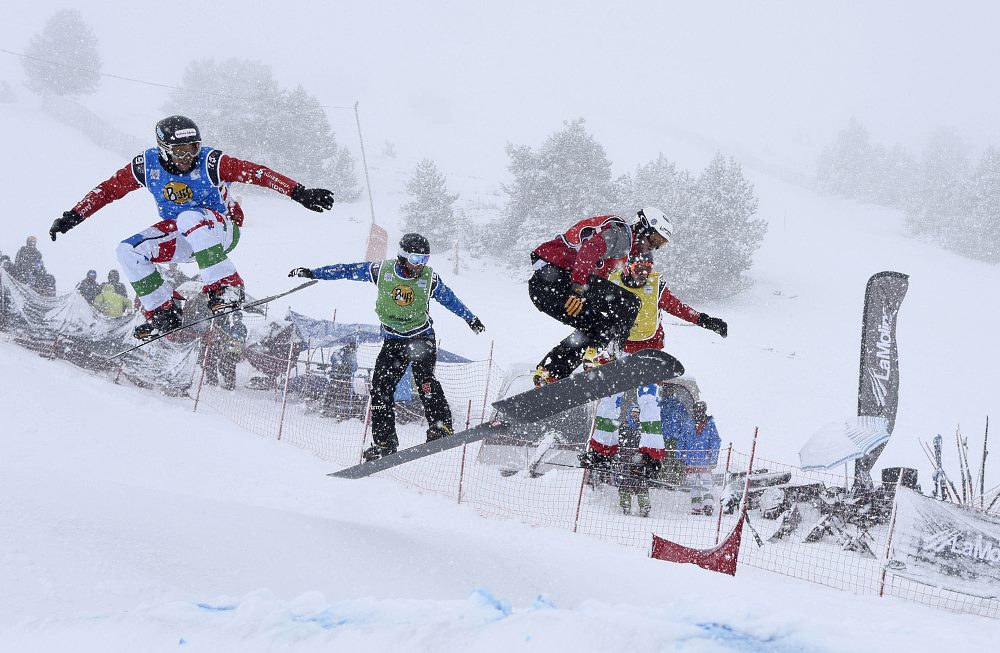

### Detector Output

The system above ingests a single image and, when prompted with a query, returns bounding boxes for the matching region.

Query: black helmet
[398,233,431,268]
[155,115,201,161]
[399,233,431,255]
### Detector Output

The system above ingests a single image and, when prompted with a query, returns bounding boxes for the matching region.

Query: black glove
[564,283,587,317]
[698,312,728,338]
[290,185,335,212]
[50,210,84,241]
[468,317,485,333]
[288,267,315,279]
[642,454,662,480]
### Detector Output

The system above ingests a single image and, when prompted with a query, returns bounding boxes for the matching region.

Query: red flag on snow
[650,512,745,576]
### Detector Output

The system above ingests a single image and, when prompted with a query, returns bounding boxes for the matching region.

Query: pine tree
[906,129,971,241]
[962,147,1000,262]
[681,154,765,300]
[493,118,615,264]
[401,159,459,253]
[23,9,101,96]
[816,119,917,209]
[817,118,874,199]
[164,59,360,200]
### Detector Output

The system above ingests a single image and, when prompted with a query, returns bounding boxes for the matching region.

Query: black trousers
[528,264,640,381]
[370,336,452,450]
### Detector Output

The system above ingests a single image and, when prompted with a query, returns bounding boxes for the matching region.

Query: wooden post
[276,334,295,441]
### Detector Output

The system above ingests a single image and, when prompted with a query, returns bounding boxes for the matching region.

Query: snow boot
[579,449,613,470]
[532,365,557,388]
[207,284,245,313]
[582,347,616,372]
[133,301,182,340]
[425,424,454,443]
[362,444,397,462]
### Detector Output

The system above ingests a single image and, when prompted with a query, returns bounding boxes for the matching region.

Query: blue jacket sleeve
[429,273,475,323]
[311,262,376,283]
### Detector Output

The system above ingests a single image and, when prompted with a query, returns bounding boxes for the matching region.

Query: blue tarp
[286,309,473,401]
[286,310,472,363]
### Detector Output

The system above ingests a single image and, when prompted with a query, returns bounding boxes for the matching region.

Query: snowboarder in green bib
[289,233,486,461]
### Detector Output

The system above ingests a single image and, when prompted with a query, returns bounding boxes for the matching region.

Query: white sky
[5,1,1000,177]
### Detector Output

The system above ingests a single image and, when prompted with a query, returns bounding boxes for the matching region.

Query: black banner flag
[854,271,909,487]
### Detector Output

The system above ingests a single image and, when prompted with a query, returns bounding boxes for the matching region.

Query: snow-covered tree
[401,159,459,253]
[816,118,916,209]
[23,9,101,96]
[493,118,615,264]
[680,154,765,300]
[906,129,971,241]
[959,147,1000,262]
[164,59,360,200]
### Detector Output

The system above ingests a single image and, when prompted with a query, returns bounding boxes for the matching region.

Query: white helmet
[636,207,673,242]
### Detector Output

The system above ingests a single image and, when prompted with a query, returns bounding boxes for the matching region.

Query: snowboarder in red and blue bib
[50,115,335,340]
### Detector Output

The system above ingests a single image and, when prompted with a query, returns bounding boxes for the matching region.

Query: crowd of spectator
[1,236,56,296]
[76,268,132,317]
[604,385,723,518]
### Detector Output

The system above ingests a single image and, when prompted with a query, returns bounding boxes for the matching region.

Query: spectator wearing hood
[13,235,42,284]
[77,270,100,304]
[676,400,722,516]
[106,269,128,299]
[94,283,132,318]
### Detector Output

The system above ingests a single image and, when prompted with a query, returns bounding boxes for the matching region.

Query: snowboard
[493,349,684,423]
[328,350,684,479]
[107,280,318,360]
[328,421,512,479]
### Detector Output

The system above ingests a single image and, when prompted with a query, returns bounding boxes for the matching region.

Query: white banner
[888,488,1000,598]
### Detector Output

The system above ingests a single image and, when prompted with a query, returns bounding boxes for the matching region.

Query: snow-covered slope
[5,21,1000,645]
[1,342,993,652]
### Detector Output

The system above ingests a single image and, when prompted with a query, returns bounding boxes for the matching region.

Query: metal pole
[193,321,216,413]
[354,101,376,224]
[479,340,495,424]
[458,399,473,504]
[277,335,295,441]
[879,472,906,597]
[714,442,734,545]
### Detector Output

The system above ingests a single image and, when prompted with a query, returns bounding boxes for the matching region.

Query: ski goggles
[162,142,201,162]
[400,251,430,266]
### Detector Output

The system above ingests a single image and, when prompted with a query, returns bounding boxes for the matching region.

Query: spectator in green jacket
[93,283,131,318]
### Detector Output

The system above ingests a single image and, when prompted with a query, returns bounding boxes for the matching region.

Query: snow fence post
[715,442,734,545]
[458,399,473,504]
[357,371,374,464]
[480,340,494,424]
[572,412,600,533]
[277,334,295,441]
[193,320,216,413]
[879,471,906,597]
